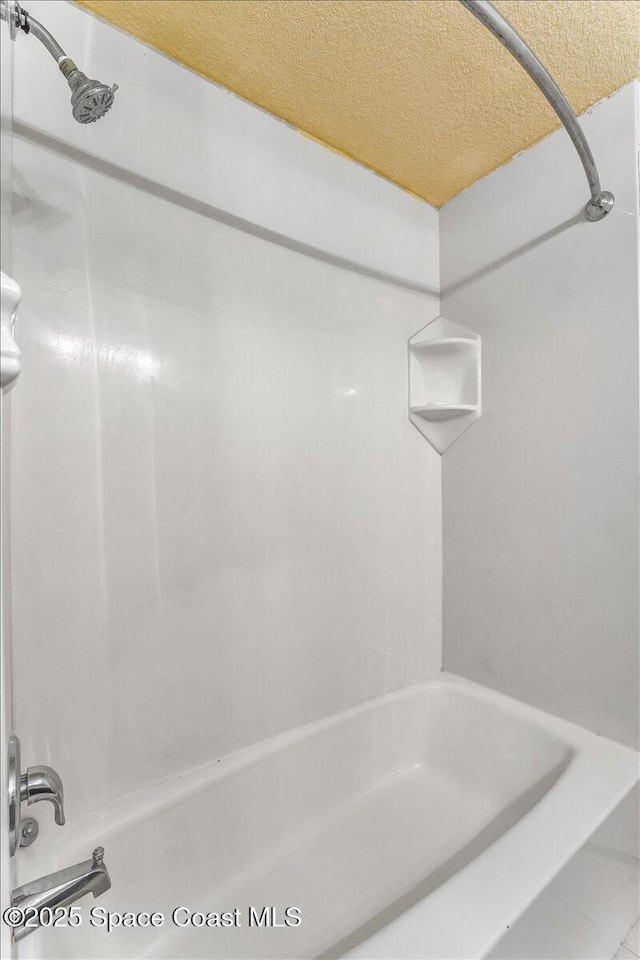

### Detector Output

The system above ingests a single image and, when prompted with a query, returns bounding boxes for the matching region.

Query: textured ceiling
[76,0,640,206]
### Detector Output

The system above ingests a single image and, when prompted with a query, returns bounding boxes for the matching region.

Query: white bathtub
[18,674,639,960]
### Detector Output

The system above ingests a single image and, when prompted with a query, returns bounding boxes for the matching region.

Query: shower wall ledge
[12,0,439,295]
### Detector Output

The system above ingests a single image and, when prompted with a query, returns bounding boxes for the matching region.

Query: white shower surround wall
[441,80,640,749]
[6,3,640,960]
[10,0,441,822]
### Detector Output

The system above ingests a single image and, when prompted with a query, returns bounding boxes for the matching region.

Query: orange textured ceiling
[75,0,640,206]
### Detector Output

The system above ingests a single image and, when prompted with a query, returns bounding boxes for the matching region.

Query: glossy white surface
[9,0,441,822]
[440,81,640,748]
[17,674,639,960]
[409,316,480,453]
[10,135,441,818]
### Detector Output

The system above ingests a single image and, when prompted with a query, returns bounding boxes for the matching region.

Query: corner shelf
[408,317,481,454]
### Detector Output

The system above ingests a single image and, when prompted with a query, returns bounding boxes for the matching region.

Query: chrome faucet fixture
[8,736,65,854]
[11,846,111,941]
[21,764,65,825]
[7,737,111,940]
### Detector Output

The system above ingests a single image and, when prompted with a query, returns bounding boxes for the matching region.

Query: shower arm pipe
[459,0,614,222]
[1,1,76,76]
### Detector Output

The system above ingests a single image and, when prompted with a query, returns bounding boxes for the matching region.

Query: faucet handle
[20,765,65,826]
[8,737,65,856]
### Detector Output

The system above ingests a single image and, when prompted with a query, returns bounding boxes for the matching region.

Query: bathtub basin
[18,673,639,960]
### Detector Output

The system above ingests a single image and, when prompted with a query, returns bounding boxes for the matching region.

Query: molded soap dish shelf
[408,317,481,454]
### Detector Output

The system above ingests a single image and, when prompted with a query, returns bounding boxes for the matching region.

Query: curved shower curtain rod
[459,0,614,221]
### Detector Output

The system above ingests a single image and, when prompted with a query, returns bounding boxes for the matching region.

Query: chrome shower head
[0,1,118,124]
[65,65,118,124]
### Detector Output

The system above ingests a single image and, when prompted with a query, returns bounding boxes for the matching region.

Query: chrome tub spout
[11,847,111,941]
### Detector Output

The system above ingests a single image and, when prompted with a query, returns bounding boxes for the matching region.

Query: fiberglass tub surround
[3,1,639,959]
[18,675,638,960]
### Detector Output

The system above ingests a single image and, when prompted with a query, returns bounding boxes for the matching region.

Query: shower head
[0,1,118,124]
[64,64,118,124]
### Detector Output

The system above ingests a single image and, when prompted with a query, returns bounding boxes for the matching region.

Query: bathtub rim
[50,671,583,838]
